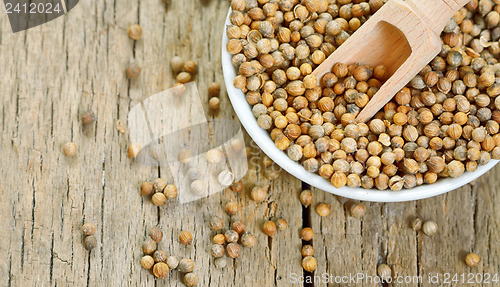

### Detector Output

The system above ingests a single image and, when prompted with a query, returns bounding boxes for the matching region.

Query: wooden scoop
[311,0,470,123]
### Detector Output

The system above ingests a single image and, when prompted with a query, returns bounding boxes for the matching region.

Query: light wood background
[0,0,498,286]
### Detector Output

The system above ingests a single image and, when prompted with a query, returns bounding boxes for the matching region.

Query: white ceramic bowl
[221,10,498,202]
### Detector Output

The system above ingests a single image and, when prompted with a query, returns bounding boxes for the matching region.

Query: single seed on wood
[276,218,288,231]
[164,184,178,199]
[127,143,141,159]
[149,226,163,243]
[127,24,142,40]
[152,192,167,207]
[178,258,195,273]
[226,243,242,258]
[215,257,227,269]
[84,235,97,251]
[302,256,317,272]
[263,221,277,237]
[232,221,246,234]
[166,256,179,270]
[153,178,167,192]
[153,250,167,263]
[299,190,313,207]
[315,203,331,216]
[350,203,366,218]
[63,142,77,157]
[300,227,314,241]
[170,56,184,73]
[465,252,480,268]
[422,221,438,236]
[142,239,157,255]
[140,182,153,196]
[209,216,224,231]
[377,264,392,279]
[183,273,199,287]
[141,255,154,270]
[251,186,268,202]
[81,223,96,236]
[179,231,193,245]
[410,218,423,231]
[241,232,256,247]
[225,201,239,215]
[211,244,225,258]
[213,234,225,245]
[126,63,141,79]
[81,111,96,126]
[301,245,314,257]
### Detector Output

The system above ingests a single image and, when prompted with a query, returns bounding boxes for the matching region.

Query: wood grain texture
[0,0,498,286]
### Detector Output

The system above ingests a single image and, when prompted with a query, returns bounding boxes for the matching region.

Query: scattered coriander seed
[232,221,246,234]
[152,192,167,207]
[152,262,169,280]
[140,182,153,196]
[127,143,141,159]
[153,250,167,263]
[422,221,438,236]
[225,230,239,243]
[178,258,195,273]
[315,203,331,217]
[84,235,97,251]
[299,190,313,207]
[251,186,268,203]
[149,226,163,243]
[179,231,193,245]
[240,232,256,248]
[465,252,480,268]
[190,180,207,196]
[142,239,157,255]
[183,273,199,287]
[377,264,392,280]
[211,244,225,258]
[218,170,234,187]
[153,178,167,192]
[208,82,221,97]
[206,149,223,164]
[164,184,178,199]
[263,221,277,237]
[213,234,225,245]
[225,201,239,216]
[166,256,179,270]
[230,180,243,192]
[184,60,198,74]
[215,257,227,269]
[410,218,423,231]
[276,218,288,231]
[81,223,96,236]
[350,203,366,218]
[141,255,154,270]
[209,97,221,110]
[81,111,96,127]
[209,216,224,231]
[126,63,141,79]
[226,243,242,258]
[301,245,314,257]
[170,56,184,73]
[127,24,142,40]
[63,142,77,157]
[302,256,317,272]
[300,227,314,241]
[177,72,192,84]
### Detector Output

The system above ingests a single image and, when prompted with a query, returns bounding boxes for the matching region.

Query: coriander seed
[140,182,153,196]
[141,255,154,270]
[84,235,97,251]
[377,264,392,280]
[81,110,96,127]
[276,218,288,231]
[209,216,224,231]
[263,221,277,237]
[149,226,163,243]
[315,203,331,216]
[302,256,317,272]
[215,257,227,269]
[209,97,221,110]
[230,180,243,192]
[225,201,239,215]
[170,56,184,73]
[251,186,268,203]
[226,243,242,258]
[422,221,438,236]
[153,250,167,263]
[126,63,141,79]
[300,227,314,241]
[301,245,314,257]
[350,203,366,218]
[241,232,256,247]
[299,190,313,207]
[164,184,178,200]
[142,239,157,255]
[178,258,195,273]
[153,178,167,192]
[127,24,142,40]
[211,244,225,258]
[232,221,246,234]
[183,273,199,287]
[410,218,423,231]
[81,223,96,236]
[465,252,480,268]
[127,143,141,159]
[177,72,192,84]
[153,262,169,280]
[63,142,77,157]
[208,82,221,97]
[225,230,239,243]
[213,234,225,245]
[179,231,193,245]
[166,256,179,270]
[184,60,198,74]
[152,192,167,207]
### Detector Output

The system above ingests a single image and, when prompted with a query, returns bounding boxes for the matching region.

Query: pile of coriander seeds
[227,0,500,190]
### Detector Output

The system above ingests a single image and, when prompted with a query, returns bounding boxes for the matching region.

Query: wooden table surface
[0,0,499,286]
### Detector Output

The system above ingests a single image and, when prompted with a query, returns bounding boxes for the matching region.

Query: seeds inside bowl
[226,0,500,190]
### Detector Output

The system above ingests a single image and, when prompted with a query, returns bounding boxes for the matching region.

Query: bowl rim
[221,9,498,202]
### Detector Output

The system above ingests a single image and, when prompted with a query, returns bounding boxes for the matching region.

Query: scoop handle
[405,0,470,35]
